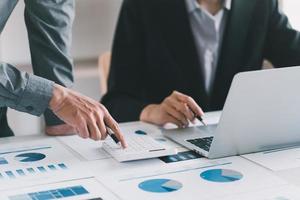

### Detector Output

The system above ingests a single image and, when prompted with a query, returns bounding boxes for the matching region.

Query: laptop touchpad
[196,124,217,135]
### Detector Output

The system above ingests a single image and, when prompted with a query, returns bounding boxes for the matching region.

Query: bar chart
[0,138,90,191]
[8,185,90,200]
[0,163,68,179]
[1,178,119,200]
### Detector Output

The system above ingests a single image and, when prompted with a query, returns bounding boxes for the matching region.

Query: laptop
[163,66,300,159]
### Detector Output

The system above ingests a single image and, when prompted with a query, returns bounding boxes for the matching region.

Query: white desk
[1,112,300,199]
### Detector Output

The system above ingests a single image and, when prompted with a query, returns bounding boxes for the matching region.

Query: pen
[188,106,207,126]
[196,115,207,126]
[186,104,207,126]
[106,127,120,144]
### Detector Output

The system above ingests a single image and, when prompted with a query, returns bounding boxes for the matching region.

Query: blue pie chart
[15,152,46,162]
[200,169,243,183]
[138,179,182,193]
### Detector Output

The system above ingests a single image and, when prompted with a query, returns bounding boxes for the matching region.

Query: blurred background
[1,0,299,136]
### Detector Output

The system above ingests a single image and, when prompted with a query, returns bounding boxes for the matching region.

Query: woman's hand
[140,91,204,128]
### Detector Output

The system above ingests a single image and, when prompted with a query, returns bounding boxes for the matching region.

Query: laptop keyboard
[186,137,214,152]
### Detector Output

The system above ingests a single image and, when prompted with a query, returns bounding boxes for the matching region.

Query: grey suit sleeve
[24,0,75,126]
[0,63,54,115]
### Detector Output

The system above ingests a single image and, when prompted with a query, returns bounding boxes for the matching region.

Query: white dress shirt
[185,0,231,93]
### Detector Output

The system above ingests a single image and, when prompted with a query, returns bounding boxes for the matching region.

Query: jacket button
[26,106,34,112]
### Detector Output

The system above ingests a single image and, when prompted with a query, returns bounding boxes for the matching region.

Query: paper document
[221,185,300,200]
[0,138,91,191]
[242,146,300,171]
[0,178,119,200]
[97,156,287,200]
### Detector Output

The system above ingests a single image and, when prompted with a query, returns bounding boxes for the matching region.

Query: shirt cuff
[16,74,54,116]
[44,108,65,126]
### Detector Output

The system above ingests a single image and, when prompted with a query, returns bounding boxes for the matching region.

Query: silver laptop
[163,66,300,159]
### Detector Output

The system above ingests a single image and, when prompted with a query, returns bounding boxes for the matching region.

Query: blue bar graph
[1,163,68,180]
[27,168,35,174]
[5,171,15,178]
[48,165,56,171]
[57,188,75,197]
[9,185,90,200]
[16,169,25,176]
[58,163,67,170]
[37,166,47,173]
[71,186,90,194]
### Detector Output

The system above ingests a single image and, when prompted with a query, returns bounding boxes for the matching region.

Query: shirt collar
[186,0,232,13]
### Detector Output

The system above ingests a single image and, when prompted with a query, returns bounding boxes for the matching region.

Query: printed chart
[159,151,203,163]
[0,138,91,191]
[0,178,118,200]
[97,157,290,200]
[138,179,183,193]
[15,153,46,163]
[1,163,68,179]
[200,169,243,183]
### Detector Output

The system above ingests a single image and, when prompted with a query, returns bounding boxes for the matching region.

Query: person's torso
[136,0,269,111]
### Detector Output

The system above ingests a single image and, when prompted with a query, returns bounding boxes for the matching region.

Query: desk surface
[1,112,300,199]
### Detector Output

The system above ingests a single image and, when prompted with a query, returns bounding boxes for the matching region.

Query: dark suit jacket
[102,0,300,123]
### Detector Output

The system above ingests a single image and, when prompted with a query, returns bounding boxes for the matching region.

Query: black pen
[106,127,120,144]
[189,107,207,126]
[196,115,207,126]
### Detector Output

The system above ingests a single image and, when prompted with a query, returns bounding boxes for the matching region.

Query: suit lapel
[211,0,256,107]
[157,0,209,107]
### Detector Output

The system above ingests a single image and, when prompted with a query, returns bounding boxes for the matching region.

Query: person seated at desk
[102,0,300,128]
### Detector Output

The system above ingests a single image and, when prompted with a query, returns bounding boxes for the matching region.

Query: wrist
[49,84,67,112]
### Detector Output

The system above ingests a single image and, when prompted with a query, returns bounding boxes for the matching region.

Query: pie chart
[15,152,46,162]
[200,169,243,183]
[138,179,182,193]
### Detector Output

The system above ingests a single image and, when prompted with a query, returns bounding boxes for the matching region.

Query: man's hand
[49,84,127,148]
[140,91,204,128]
